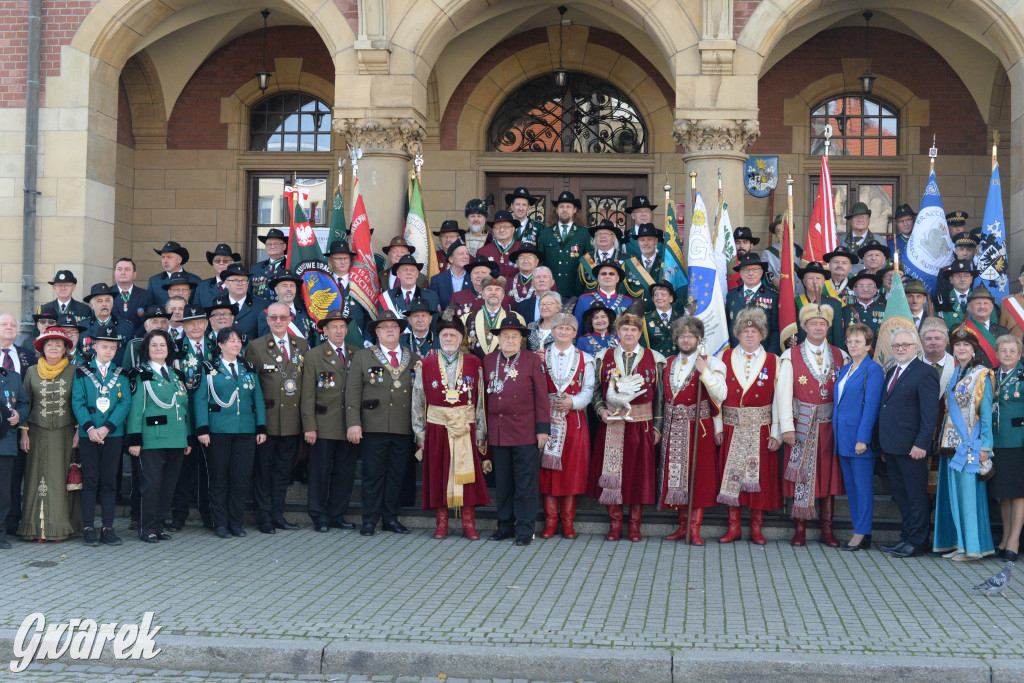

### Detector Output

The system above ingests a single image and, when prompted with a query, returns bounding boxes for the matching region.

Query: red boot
[718,506,742,543]
[628,504,643,542]
[819,496,840,548]
[461,506,480,540]
[665,508,688,541]
[560,496,577,539]
[689,508,705,546]
[432,507,448,539]
[749,509,767,545]
[605,505,623,541]
[790,518,807,547]
[540,495,559,538]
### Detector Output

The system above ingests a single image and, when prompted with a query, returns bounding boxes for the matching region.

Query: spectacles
[209,312,232,318]
[266,315,290,321]
[891,342,915,349]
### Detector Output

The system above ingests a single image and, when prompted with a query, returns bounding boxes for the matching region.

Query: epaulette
[201,359,217,373]
[239,358,257,373]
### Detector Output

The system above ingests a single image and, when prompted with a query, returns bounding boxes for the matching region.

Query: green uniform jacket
[536,223,590,298]
[245,333,309,436]
[126,366,192,450]
[300,342,356,440]
[71,362,132,437]
[193,357,267,437]
[345,345,419,435]
[992,362,1024,449]
[642,309,677,357]
[514,218,546,245]
[842,300,886,339]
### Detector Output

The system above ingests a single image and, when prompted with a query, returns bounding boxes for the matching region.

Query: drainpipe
[18,0,42,345]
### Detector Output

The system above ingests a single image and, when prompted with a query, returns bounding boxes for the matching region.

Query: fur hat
[480,274,507,290]
[949,324,980,352]
[798,303,834,328]
[732,307,769,340]
[614,312,645,333]
[919,316,949,337]
[550,312,578,332]
[670,316,704,341]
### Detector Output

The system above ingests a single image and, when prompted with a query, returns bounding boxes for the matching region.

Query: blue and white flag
[976,163,1009,302]
[904,170,954,293]
[686,192,729,355]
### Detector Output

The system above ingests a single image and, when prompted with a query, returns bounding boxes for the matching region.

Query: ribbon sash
[783,401,834,519]
[1004,296,1024,333]
[661,400,711,507]
[598,402,653,505]
[963,318,998,367]
[426,404,476,507]
[717,404,773,506]
[946,375,983,474]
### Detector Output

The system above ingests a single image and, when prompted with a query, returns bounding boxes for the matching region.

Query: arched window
[488,72,647,153]
[810,95,897,156]
[250,92,332,152]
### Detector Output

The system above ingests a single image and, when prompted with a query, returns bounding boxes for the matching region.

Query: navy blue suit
[833,358,885,535]
[384,286,441,318]
[108,286,152,333]
[147,270,202,305]
[516,296,540,325]
[725,284,780,354]
[229,295,267,341]
[429,270,471,311]
[878,358,939,549]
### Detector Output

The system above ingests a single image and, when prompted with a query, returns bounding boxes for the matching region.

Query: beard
[468,223,485,234]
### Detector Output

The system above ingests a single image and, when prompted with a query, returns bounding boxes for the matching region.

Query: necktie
[195,342,202,359]
[1,348,12,370]
[279,339,289,362]
[161,366,170,381]
[645,259,653,270]
[888,366,902,393]
[336,347,345,364]
[405,291,412,304]
[230,362,238,379]
[60,303,67,315]
[960,295,967,308]
[389,350,399,368]
[99,365,106,379]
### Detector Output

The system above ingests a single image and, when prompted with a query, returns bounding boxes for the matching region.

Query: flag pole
[664,174,672,235]
[993,129,1000,172]
[713,168,723,245]
[787,173,795,268]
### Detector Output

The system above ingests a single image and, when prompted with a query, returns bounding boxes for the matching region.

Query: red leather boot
[461,506,480,541]
[605,505,623,541]
[749,509,767,545]
[560,496,577,539]
[718,506,742,543]
[665,508,688,541]
[819,496,840,548]
[628,504,643,542]
[790,518,807,547]
[432,507,448,539]
[689,508,705,546]
[540,495,559,538]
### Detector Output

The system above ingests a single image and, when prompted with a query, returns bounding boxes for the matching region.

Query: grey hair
[0,313,19,327]
[539,291,562,306]
[534,266,553,278]
[890,328,918,346]
[996,334,1023,355]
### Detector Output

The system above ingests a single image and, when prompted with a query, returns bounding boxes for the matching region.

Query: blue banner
[976,163,1009,302]
[904,170,954,294]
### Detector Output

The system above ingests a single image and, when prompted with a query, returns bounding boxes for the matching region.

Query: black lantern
[859,11,876,95]
[256,9,272,92]
[554,6,568,88]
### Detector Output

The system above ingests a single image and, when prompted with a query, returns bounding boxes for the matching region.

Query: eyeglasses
[266,315,291,321]
[891,342,915,349]
[209,312,232,318]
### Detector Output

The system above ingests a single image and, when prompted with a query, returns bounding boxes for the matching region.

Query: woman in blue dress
[933,325,995,561]
[576,303,619,355]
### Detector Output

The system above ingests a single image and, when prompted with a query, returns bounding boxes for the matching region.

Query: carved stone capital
[332,118,425,153]
[673,118,760,153]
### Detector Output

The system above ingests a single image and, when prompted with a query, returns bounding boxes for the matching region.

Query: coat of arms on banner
[744,156,779,198]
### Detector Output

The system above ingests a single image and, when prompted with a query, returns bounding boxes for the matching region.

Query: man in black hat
[888,204,917,259]
[506,187,545,244]
[429,240,472,311]
[946,211,969,240]
[382,255,441,319]
[39,270,91,324]
[463,198,491,257]
[935,232,981,305]
[52,313,89,368]
[793,262,845,349]
[256,270,318,347]
[823,246,859,306]
[622,195,660,260]
[148,241,202,305]
[634,223,665,282]
[400,298,439,356]
[110,257,153,333]
[204,296,238,345]
[161,271,198,306]
[197,244,241,309]
[477,210,522,278]
[449,256,502,318]
[726,253,780,353]
[841,272,886,338]
[537,191,589,297]
[345,311,420,536]
[301,308,359,532]
[572,260,633,332]
[727,226,760,290]
[935,259,979,329]
[325,239,368,347]
[904,279,931,331]
[642,281,679,356]
[250,228,289,301]
[579,219,625,294]
[842,202,880,252]
[465,274,525,358]
[507,243,544,305]
[80,283,134,366]
[762,215,804,292]
[219,263,266,340]
[433,220,466,272]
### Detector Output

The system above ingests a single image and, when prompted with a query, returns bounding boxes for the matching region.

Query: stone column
[333,118,424,251]
[673,118,760,235]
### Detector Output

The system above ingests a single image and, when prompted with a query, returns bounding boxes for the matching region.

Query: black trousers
[129,452,141,524]
[307,438,356,524]
[887,452,931,549]
[254,434,298,524]
[5,449,24,534]
[208,433,255,529]
[359,432,413,525]
[0,456,13,536]
[491,444,540,540]
[171,439,211,527]
[138,448,184,538]
[79,436,123,529]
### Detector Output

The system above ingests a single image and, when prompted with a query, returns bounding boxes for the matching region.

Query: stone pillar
[673,118,760,235]
[333,118,424,251]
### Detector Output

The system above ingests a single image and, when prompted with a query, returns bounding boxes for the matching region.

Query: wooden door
[486,174,648,230]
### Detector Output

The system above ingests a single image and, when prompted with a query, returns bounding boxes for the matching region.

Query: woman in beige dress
[18,328,81,541]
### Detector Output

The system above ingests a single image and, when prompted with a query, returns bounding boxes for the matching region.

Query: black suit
[515,296,540,325]
[4,345,34,535]
[878,358,939,549]
[108,286,153,333]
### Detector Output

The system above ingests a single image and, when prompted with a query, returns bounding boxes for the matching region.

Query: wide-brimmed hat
[845,202,871,219]
[436,315,466,337]
[404,298,437,316]
[466,256,500,278]
[325,240,357,257]
[903,279,928,296]
[797,261,831,280]
[268,270,303,289]
[505,187,538,207]
[316,308,353,330]
[823,245,860,265]
[634,223,663,242]
[90,324,121,343]
[626,195,657,213]
[48,270,77,285]
[391,254,424,275]
[943,259,979,280]
[848,271,881,288]
[510,243,543,264]
[33,328,73,353]
[83,283,114,303]
[206,243,241,264]
[552,191,581,209]
[368,310,408,335]
[494,318,529,337]
[893,204,917,220]
[434,220,466,238]
[446,239,468,260]
[732,253,768,273]
[154,240,190,265]
[492,210,516,227]
[217,263,250,283]
[31,312,56,324]
[594,259,625,281]
[967,285,995,303]
[204,297,239,316]
[382,236,416,255]
[258,228,289,245]
[582,302,617,331]
[589,219,623,240]
[649,280,676,301]
[162,272,199,290]
[768,215,785,233]
[142,304,171,322]
[55,313,87,332]
[180,304,206,322]
[857,242,891,260]
[733,226,760,245]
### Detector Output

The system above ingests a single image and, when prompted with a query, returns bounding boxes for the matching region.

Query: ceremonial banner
[685,192,729,354]
[803,155,837,263]
[324,184,347,253]
[404,173,440,279]
[284,193,341,323]
[662,199,689,293]
[874,267,917,369]
[347,179,381,314]
[976,162,1009,302]
[904,170,954,294]
[778,219,797,346]
[713,202,738,297]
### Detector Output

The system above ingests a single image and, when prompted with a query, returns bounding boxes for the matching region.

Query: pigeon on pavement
[972,561,1013,597]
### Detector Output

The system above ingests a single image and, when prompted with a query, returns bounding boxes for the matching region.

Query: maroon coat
[483,349,551,447]
[435,249,449,272]
[476,240,521,279]
[661,355,720,510]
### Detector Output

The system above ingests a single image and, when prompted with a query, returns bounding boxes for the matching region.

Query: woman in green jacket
[126,330,192,544]
[195,326,267,538]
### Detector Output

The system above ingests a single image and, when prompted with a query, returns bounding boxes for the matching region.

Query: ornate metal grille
[586,195,628,230]
[488,73,647,153]
[528,197,547,224]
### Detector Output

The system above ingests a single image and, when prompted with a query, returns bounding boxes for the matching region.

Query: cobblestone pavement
[0,521,1020,661]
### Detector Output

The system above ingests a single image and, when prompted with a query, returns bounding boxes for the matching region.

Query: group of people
[0,188,1020,561]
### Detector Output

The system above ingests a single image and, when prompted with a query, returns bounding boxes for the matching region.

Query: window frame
[809,94,899,157]
[249,92,333,153]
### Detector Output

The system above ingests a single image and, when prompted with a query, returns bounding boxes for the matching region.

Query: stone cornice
[332,118,425,153]
[673,118,760,153]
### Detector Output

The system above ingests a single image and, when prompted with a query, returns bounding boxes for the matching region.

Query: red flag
[779,218,798,346]
[347,179,381,315]
[803,156,837,264]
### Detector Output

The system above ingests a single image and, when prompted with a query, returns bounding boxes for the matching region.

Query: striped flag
[803,155,837,263]
[403,173,440,279]
[347,179,381,314]
[685,192,729,355]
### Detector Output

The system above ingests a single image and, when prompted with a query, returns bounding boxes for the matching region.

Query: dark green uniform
[642,308,678,357]
[842,300,886,339]
[992,363,1024,450]
[71,363,132,437]
[514,218,546,245]
[536,224,590,298]
[795,295,846,351]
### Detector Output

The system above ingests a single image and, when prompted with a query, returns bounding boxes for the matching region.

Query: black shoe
[0,535,11,550]
[258,523,276,535]
[994,547,1007,559]
[215,527,231,539]
[382,521,410,534]
[314,524,329,533]
[329,519,356,530]
[129,520,140,531]
[887,541,923,558]
[167,521,185,532]
[100,528,122,546]
[840,535,871,552]
[272,519,300,530]
[515,537,532,546]
[359,523,376,536]
[157,532,172,541]
[1005,550,1018,562]
[489,530,514,542]
[229,526,246,537]
[83,528,100,547]
[877,542,901,555]
[141,534,160,544]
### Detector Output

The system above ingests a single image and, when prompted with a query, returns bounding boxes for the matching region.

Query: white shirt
[716,345,788,439]
[273,335,289,355]
[230,296,246,309]
[400,287,416,301]
[0,344,21,375]
[116,285,133,296]
[643,256,656,271]
[149,361,169,378]
[889,359,912,389]
[336,274,349,288]
[655,306,672,323]
[189,338,204,357]
[449,269,465,294]
[598,250,615,262]
[548,345,596,409]
[95,361,110,377]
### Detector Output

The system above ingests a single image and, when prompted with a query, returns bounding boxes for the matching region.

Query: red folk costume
[476,241,522,279]
[506,273,537,305]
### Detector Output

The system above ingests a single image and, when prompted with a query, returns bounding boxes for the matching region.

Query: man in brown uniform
[301,309,358,533]
[346,311,420,536]
[483,319,550,546]
[245,301,309,534]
